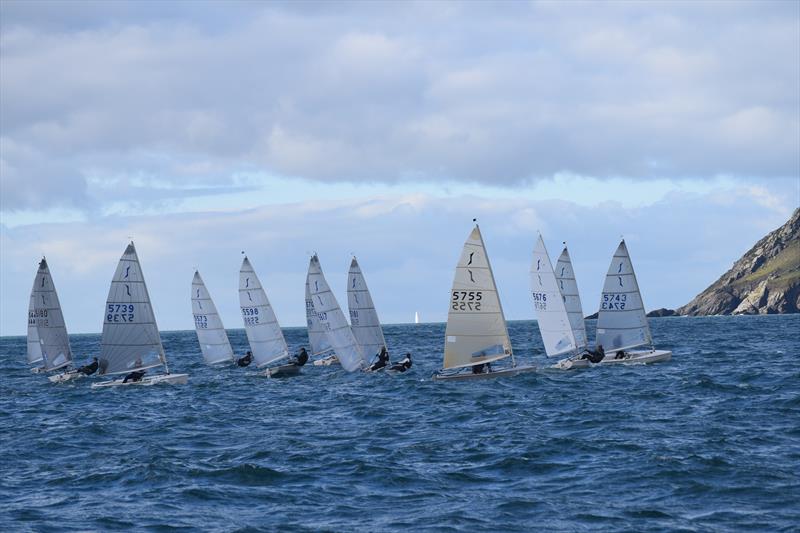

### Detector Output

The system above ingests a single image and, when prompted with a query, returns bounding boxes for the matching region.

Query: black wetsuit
[78,359,99,376]
[389,356,412,372]
[472,363,485,374]
[122,370,145,383]
[581,348,605,364]
[291,348,309,367]
[368,348,389,371]
[237,353,253,367]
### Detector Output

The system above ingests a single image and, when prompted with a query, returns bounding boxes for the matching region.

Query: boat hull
[264,364,302,378]
[48,370,86,383]
[313,355,339,366]
[551,357,591,370]
[599,349,672,365]
[432,365,537,381]
[91,373,189,388]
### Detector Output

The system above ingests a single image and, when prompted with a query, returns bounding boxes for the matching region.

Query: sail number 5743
[451,290,482,311]
[601,293,627,310]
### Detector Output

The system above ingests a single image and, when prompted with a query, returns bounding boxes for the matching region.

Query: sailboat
[348,256,387,367]
[307,254,366,372]
[191,270,234,365]
[530,235,588,370]
[26,258,80,383]
[552,244,591,369]
[414,311,420,324]
[93,242,188,387]
[306,273,337,366]
[239,256,298,378]
[594,240,672,365]
[433,223,536,381]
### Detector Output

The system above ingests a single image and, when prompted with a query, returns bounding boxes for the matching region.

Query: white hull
[551,357,591,370]
[432,365,537,381]
[30,366,45,374]
[91,373,189,388]
[313,354,339,366]
[599,349,671,365]
[48,370,86,383]
[264,364,302,378]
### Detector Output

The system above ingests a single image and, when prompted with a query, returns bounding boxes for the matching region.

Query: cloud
[1,1,797,213]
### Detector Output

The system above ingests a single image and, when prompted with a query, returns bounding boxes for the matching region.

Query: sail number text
[601,293,627,310]
[29,309,49,326]
[242,307,259,325]
[106,304,135,323]
[194,314,209,329]
[451,290,483,311]
[531,291,547,311]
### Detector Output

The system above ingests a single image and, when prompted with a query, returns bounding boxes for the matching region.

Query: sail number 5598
[451,290,482,311]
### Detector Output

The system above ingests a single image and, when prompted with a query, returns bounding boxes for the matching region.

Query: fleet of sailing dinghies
[27,258,82,383]
[192,270,235,365]
[239,256,293,375]
[594,240,672,365]
[347,257,387,363]
[307,254,366,372]
[92,242,188,387]
[433,224,536,381]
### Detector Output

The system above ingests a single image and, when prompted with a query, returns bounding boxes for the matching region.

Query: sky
[1,0,798,337]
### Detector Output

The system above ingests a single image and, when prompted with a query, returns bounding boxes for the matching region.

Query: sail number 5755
[451,290,482,311]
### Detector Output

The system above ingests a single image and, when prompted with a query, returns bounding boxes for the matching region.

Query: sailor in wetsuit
[289,347,309,367]
[366,346,389,372]
[122,370,145,383]
[580,344,605,363]
[76,357,99,376]
[388,353,413,372]
[237,351,254,367]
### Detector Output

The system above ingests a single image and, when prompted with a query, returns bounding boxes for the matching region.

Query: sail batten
[239,257,289,368]
[307,255,365,371]
[347,257,386,362]
[442,225,513,370]
[192,271,234,365]
[595,240,653,352]
[99,243,166,375]
[27,258,73,370]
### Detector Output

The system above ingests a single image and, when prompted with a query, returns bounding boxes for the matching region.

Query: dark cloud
[1,1,797,212]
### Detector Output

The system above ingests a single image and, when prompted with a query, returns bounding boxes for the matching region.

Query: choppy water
[1,315,799,532]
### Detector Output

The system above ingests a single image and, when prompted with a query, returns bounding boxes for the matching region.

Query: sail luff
[595,240,653,352]
[443,225,513,370]
[99,243,166,375]
[555,246,588,352]
[238,257,289,368]
[347,257,386,362]
[530,235,578,357]
[192,270,234,365]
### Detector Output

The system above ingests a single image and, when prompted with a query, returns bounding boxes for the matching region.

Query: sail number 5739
[451,290,482,311]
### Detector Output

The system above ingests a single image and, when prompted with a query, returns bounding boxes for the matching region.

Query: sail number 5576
[451,290,482,311]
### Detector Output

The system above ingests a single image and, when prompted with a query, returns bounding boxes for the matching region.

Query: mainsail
[192,270,234,365]
[305,274,332,356]
[347,257,386,362]
[596,240,653,352]
[443,225,513,370]
[27,258,72,371]
[239,257,289,367]
[530,235,577,357]
[554,245,588,352]
[99,242,166,375]
[307,254,365,371]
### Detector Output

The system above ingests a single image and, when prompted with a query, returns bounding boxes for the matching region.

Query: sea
[1,315,798,532]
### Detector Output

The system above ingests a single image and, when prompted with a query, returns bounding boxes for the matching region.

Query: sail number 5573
[451,290,482,311]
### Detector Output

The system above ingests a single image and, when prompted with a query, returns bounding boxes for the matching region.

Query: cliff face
[678,208,800,316]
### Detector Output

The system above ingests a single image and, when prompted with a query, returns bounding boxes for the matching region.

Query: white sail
[596,240,653,352]
[99,242,166,375]
[305,274,333,356]
[27,258,72,371]
[443,225,513,370]
[347,257,386,361]
[554,246,588,351]
[239,257,289,367]
[530,235,577,357]
[191,270,234,365]
[307,254,365,372]
[415,311,420,324]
